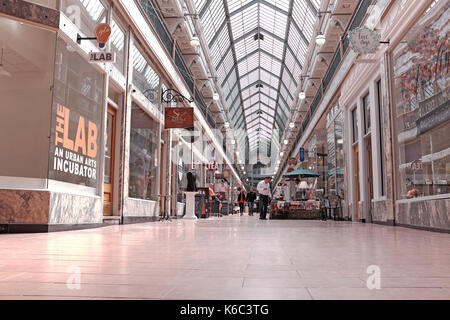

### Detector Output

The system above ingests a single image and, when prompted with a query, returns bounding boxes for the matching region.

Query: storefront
[0,0,165,230]
[391,0,449,230]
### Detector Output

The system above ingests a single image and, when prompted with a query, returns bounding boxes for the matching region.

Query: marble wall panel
[49,192,102,224]
[396,199,450,231]
[124,198,158,217]
[1,0,59,28]
[0,190,49,223]
[372,199,394,223]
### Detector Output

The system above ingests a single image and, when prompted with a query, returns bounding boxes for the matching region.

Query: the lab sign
[89,52,116,63]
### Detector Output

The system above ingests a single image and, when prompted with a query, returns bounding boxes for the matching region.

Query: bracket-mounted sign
[77,23,112,48]
[348,27,389,54]
[164,107,194,129]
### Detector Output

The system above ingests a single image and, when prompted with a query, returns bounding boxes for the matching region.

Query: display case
[270,199,322,219]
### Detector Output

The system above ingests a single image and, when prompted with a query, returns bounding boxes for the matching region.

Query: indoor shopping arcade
[0,0,449,301]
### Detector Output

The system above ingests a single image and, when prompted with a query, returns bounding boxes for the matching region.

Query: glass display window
[392,0,449,199]
[128,102,159,201]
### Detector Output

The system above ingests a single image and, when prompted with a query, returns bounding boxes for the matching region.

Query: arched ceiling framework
[194,0,321,153]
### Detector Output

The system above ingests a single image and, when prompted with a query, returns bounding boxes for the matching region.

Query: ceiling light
[213,92,220,101]
[283,140,289,145]
[231,139,236,145]
[299,91,306,100]
[236,151,239,155]
[280,152,284,156]
[190,36,200,47]
[289,122,295,128]
[224,122,230,128]
[316,32,326,46]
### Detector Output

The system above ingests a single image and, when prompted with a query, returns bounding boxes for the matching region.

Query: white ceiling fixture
[224,122,230,128]
[190,35,200,47]
[316,32,326,46]
[283,140,289,145]
[213,92,220,101]
[299,91,306,100]
[231,139,236,145]
[280,152,284,156]
[289,122,295,128]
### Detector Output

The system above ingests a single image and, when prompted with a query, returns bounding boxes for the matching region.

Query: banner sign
[164,107,194,129]
[299,147,305,162]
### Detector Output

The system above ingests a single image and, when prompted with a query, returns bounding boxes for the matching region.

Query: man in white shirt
[257,177,272,220]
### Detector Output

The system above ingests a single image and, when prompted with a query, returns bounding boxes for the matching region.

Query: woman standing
[237,187,246,216]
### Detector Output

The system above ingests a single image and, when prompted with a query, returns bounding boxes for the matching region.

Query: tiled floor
[1,215,449,300]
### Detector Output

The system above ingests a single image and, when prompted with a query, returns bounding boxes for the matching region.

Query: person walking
[237,187,246,216]
[257,177,272,220]
[246,187,257,216]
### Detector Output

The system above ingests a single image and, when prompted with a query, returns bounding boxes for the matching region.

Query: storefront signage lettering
[52,104,98,180]
[89,52,116,63]
[207,160,219,171]
[348,27,381,54]
[409,159,423,171]
[164,107,194,129]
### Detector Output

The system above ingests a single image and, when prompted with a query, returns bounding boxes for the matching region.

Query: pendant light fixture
[315,32,326,46]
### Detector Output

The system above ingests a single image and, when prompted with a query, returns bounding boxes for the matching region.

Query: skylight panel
[259,33,284,59]
[230,4,258,39]
[259,4,288,38]
[227,0,254,13]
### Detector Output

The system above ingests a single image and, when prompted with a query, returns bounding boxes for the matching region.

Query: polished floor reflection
[0,216,449,300]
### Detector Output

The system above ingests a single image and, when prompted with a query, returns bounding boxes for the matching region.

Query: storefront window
[128,102,158,200]
[326,106,345,199]
[48,36,105,192]
[352,108,358,143]
[110,17,126,74]
[363,93,371,135]
[393,0,449,199]
[132,43,159,103]
[62,0,107,47]
[0,17,56,181]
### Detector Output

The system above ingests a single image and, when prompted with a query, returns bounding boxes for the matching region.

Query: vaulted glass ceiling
[194,0,321,154]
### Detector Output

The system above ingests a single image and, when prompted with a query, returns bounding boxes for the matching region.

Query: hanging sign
[348,27,381,54]
[288,157,297,166]
[164,107,194,129]
[94,23,112,47]
[299,147,305,162]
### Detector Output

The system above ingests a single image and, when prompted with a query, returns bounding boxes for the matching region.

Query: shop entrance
[103,106,116,216]
[353,144,360,221]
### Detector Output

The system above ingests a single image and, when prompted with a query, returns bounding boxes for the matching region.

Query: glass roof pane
[197,0,321,152]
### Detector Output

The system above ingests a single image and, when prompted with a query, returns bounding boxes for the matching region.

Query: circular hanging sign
[94,23,112,48]
[348,27,381,54]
